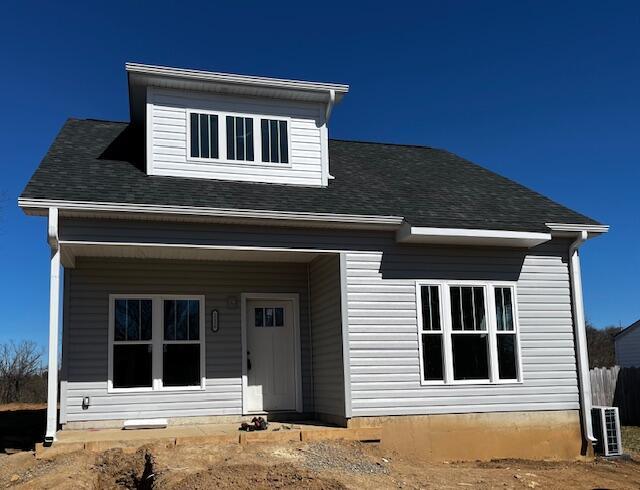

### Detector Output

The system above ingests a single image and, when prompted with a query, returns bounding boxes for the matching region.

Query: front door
[246,299,297,412]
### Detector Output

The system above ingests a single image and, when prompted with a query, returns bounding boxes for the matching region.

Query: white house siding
[615,326,640,367]
[309,255,345,418]
[59,218,580,420]
[61,258,312,423]
[148,87,327,186]
[344,242,579,417]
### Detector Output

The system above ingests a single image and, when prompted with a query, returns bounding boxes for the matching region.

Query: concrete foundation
[37,421,381,458]
[348,410,585,462]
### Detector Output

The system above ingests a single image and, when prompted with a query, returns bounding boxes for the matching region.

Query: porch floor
[36,421,381,458]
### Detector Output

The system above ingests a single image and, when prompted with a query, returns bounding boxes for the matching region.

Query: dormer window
[261,119,289,164]
[190,113,219,159]
[226,116,254,161]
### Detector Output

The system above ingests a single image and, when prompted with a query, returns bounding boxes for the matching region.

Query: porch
[36,421,381,458]
[49,232,350,439]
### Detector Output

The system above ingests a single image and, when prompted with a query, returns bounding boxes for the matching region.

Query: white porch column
[45,208,60,443]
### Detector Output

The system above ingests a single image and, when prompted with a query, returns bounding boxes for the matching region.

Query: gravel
[298,441,389,475]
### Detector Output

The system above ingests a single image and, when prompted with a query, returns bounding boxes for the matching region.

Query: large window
[109,295,205,391]
[187,111,291,165]
[417,283,521,384]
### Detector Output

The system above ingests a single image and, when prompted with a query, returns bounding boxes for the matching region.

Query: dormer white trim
[131,64,347,187]
[127,63,348,99]
[128,62,348,127]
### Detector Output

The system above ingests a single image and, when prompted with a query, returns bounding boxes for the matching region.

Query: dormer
[127,63,349,187]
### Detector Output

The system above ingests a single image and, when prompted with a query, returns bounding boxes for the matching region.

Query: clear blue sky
[0,1,638,351]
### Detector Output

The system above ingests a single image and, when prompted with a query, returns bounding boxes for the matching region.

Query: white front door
[246,299,297,412]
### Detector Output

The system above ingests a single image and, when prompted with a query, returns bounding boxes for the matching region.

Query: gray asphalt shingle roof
[21,118,599,232]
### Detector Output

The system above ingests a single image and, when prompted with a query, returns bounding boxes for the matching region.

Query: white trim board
[546,222,610,237]
[20,199,605,246]
[240,293,303,415]
[56,240,347,268]
[397,224,551,248]
[18,198,403,228]
[126,63,349,98]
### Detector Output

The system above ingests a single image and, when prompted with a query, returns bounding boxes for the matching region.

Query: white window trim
[186,109,292,169]
[416,280,523,386]
[107,294,206,394]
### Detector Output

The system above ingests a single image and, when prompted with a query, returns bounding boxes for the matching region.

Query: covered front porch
[47,229,350,440]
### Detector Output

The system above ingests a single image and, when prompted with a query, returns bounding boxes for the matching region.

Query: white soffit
[60,241,323,268]
[396,224,552,248]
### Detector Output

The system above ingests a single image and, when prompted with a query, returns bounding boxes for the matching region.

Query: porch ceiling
[60,242,323,267]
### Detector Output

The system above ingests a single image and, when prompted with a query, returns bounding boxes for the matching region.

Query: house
[615,320,640,367]
[20,63,609,461]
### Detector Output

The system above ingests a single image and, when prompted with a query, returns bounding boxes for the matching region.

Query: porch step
[35,424,382,459]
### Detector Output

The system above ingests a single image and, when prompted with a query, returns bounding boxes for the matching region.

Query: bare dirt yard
[2,405,640,489]
[1,438,640,489]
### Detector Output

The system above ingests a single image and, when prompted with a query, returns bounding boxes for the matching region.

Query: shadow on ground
[0,406,46,452]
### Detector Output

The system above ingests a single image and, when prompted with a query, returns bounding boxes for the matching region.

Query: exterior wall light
[211,309,219,333]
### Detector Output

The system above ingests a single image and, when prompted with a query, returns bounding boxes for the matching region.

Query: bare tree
[586,322,622,368]
[0,341,45,404]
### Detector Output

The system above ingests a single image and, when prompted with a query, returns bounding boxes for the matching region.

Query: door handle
[247,351,251,371]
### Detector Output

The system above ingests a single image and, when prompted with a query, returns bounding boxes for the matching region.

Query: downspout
[325,90,336,182]
[568,230,596,447]
[45,207,60,444]
[325,89,336,123]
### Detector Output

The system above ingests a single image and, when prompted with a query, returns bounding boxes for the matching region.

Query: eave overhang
[396,223,552,248]
[18,198,403,231]
[21,199,605,249]
[545,222,610,239]
[126,62,349,126]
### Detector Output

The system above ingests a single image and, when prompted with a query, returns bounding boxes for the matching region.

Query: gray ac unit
[592,406,622,456]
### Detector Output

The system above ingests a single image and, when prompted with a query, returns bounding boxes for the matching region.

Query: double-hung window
[417,283,521,384]
[112,299,153,389]
[109,295,205,391]
[494,287,518,379]
[450,286,489,380]
[420,286,444,381]
[162,299,201,387]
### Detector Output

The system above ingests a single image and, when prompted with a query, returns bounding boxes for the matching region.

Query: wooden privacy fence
[590,366,640,425]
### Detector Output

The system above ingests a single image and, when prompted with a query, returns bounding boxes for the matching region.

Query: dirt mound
[165,462,344,489]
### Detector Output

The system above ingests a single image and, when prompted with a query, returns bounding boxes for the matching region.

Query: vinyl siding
[60,218,580,419]
[615,329,640,367]
[148,87,327,186]
[61,258,312,423]
[309,255,345,417]
[344,241,579,416]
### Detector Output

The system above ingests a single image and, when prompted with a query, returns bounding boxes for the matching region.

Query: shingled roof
[21,118,600,232]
